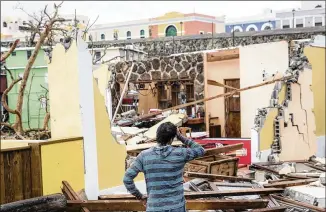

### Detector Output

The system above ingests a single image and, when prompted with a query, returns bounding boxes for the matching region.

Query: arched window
[234,29,240,32]
[165,25,177,37]
[264,26,271,30]
[127,31,131,39]
[248,27,256,31]
[3,22,7,27]
[101,34,105,40]
[140,29,145,38]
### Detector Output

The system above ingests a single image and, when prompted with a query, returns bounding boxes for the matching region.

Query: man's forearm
[177,133,202,148]
[123,175,144,199]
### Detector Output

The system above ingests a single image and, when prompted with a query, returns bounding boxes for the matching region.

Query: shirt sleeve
[177,133,205,162]
[123,153,144,200]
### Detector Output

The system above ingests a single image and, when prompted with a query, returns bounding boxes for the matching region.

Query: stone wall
[90,26,325,57]
[110,52,205,104]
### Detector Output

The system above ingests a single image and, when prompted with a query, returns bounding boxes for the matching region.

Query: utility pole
[292,9,295,28]
[211,22,214,49]
[232,26,235,46]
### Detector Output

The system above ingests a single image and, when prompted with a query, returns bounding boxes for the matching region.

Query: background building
[225,9,276,32]
[88,11,225,42]
[275,1,325,29]
[1,47,49,129]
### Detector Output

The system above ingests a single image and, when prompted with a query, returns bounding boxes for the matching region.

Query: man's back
[123,132,205,212]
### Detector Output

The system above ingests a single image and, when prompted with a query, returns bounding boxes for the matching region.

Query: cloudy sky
[1,1,301,24]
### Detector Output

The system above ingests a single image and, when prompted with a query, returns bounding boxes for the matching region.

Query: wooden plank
[185,171,254,182]
[207,48,240,62]
[250,164,280,175]
[99,188,283,200]
[136,75,293,121]
[4,151,14,203]
[12,150,24,201]
[208,80,237,90]
[21,149,32,199]
[66,199,269,211]
[264,179,318,188]
[270,194,325,212]
[0,146,31,152]
[250,206,287,212]
[62,181,90,212]
[0,153,5,204]
[1,193,66,212]
[304,162,326,172]
[38,136,83,146]
[29,144,43,197]
[205,143,244,156]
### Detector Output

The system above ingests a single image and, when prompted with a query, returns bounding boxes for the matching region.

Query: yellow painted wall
[92,77,143,190]
[41,138,85,195]
[278,84,286,105]
[305,46,325,136]
[93,64,110,98]
[137,83,158,114]
[259,108,278,151]
[156,12,184,37]
[48,43,82,139]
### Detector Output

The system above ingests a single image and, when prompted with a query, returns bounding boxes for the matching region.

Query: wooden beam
[185,172,254,182]
[263,179,318,188]
[126,141,184,151]
[1,194,66,212]
[250,206,287,212]
[206,48,239,62]
[66,199,269,211]
[136,75,293,121]
[99,188,283,200]
[29,144,43,197]
[62,181,90,212]
[205,143,243,156]
[270,195,325,212]
[208,80,238,90]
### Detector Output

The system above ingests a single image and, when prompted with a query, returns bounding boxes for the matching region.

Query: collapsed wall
[109,52,206,113]
[253,39,317,161]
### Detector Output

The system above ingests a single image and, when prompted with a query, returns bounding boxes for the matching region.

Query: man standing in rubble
[123,122,205,211]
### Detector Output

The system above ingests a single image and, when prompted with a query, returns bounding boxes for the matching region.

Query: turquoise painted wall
[5,48,50,130]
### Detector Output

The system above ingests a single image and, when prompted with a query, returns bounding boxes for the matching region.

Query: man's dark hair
[156,122,177,146]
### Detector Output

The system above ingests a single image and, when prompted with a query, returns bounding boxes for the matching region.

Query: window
[27,50,32,60]
[315,22,323,26]
[199,31,204,35]
[127,31,131,39]
[12,52,16,56]
[100,34,105,40]
[3,22,7,27]
[40,97,47,109]
[248,27,256,31]
[165,25,177,37]
[296,24,303,28]
[263,26,271,30]
[95,51,101,60]
[283,25,290,29]
[233,29,240,32]
[15,21,18,24]
[113,30,118,40]
[140,29,145,38]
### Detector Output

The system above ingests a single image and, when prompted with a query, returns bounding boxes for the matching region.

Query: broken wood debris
[66,199,270,211]
[185,171,254,182]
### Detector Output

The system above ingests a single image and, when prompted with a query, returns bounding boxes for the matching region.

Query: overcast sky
[1,1,301,24]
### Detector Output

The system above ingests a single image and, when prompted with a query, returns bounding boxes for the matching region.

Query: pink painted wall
[184,21,216,35]
[149,25,159,38]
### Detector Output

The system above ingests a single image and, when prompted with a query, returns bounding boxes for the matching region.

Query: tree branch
[1,39,20,62]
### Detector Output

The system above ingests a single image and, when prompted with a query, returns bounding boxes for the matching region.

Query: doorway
[224,79,241,138]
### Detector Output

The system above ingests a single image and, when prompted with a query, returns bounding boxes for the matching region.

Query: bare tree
[0,2,67,139]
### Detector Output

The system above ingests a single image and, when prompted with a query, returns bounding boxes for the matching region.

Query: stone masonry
[110,52,205,105]
[90,26,325,58]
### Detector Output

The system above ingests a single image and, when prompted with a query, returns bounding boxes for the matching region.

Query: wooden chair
[179,127,192,138]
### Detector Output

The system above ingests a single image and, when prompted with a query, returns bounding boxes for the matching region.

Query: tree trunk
[14,26,51,134]
[0,194,67,212]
